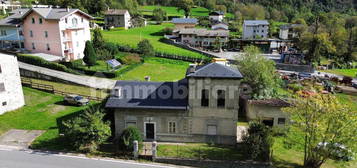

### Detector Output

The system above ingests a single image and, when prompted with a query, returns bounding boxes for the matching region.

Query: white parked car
[64,94,89,106]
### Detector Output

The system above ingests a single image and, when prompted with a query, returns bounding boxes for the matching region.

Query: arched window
[72,18,78,27]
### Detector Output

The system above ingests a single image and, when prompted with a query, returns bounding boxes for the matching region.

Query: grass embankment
[102,23,207,59]
[157,143,245,161]
[0,87,87,138]
[322,69,357,78]
[115,57,190,81]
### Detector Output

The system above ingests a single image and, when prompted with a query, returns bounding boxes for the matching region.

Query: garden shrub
[118,126,143,152]
[119,54,142,65]
[97,49,113,60]
[62,106,111,153]
[17,54,76,74]
[103,42,119,55]
[287,83,304,92]
[162,27,173,35]
[242,121,274,161]
[137,39,155,57]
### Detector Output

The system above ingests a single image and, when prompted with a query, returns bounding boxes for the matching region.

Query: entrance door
[145,123,155,139]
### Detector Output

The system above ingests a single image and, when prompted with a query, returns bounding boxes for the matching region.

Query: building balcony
[65,24,85,30]
[64,48,73,53]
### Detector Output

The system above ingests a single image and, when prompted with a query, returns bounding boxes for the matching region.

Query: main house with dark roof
[106,63,243,144]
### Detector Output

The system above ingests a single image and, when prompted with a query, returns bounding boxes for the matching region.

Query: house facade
[172,18,197,29]
[246,99,290,126]
[175,28,229,49]
[0,8,29,49]
[106,63,243,144]
[0,53,25,115]
[279,24,302,40]
[20,8,93,61]
[104,9,131,29]
[243,20,269,39]
[209,11,224,23]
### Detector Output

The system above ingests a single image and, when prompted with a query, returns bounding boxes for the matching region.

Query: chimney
[113,87,122,98]
[188,64,197,73]
[145,76,151,81]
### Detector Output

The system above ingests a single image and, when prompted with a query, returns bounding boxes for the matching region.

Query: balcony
[64,48,73,53]
[65,24,84,30]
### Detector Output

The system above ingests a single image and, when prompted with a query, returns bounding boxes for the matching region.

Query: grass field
[29,78,109,98]
[0,87,87,137]
[157,143,245,161]
[322,69,357,78]
[102,23,207,59]
[115,57,190,81]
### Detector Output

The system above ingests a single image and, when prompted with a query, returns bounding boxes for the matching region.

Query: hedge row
[61,60,117,78]
[17,54,78,74]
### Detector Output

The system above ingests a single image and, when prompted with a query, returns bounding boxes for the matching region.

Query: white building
[209,11,225,23]
[243,20,269,39]
[0,53,25,115]
[279,24,302,40]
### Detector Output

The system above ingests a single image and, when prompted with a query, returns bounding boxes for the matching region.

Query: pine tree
[83,41,97,68]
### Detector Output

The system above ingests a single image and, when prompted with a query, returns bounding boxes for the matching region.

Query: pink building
[21,8,93,61]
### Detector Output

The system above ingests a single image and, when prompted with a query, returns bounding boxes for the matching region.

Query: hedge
[60,60,117,78]
[17,54,77,74]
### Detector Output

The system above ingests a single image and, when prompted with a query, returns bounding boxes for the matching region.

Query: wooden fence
[21,77,104,101]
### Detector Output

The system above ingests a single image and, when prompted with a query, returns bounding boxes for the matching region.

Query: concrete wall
[246,103,289,126]
[0,53,24,115]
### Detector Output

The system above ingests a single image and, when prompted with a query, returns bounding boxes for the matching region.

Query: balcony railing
[64,48,73,53]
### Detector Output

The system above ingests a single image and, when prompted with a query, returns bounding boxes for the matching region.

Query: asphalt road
[0,150,174,168]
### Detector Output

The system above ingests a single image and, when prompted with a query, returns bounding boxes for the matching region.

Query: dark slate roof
[0,8,29,26]
[172,18,198,24]
[248,99,290,107]
[105,79,188,110]
[244,20,269,26]
[186,63,243,79]
[209,11,225,15]
[20,8,93,20]
[104,9,128,15]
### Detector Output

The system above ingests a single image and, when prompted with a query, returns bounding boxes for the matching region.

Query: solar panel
[106,59,121,68]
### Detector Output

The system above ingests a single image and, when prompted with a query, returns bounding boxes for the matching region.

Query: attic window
[31,17,35,24]
[39,18,43,24]
[72,18,78,27]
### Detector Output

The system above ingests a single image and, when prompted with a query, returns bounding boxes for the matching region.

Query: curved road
[0,149,179,168]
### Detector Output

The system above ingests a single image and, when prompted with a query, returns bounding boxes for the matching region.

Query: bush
[137,39,154,57]
[118,126,143,152]
[287,83,304,92]
[62,106,111,153]
[97,49,113,60]
[242,121,273,162]
[103,42,119,55]
[162,27,173,35]
[83,41,97,67]
[17,54,76,74]
[118,54,142,65]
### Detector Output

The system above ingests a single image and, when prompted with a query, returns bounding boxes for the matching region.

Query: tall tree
[175,0,194,18]
[152,8,167,24]
[92,28,105,49]
[83,41,97,68]
[283,94,357,168]
[345,16,357,62]
[237,46,282,99]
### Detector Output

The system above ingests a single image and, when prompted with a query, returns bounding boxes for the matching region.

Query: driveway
[0,129,44,149]
[19,62,117,89]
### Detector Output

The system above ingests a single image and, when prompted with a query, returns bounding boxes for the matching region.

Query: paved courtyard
[0,129,44,149]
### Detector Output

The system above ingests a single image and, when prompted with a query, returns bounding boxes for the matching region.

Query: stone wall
[276,63,314,73]
[0,54,25,115]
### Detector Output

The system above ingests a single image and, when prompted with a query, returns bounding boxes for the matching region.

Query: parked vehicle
[298,72,312,79]
[352,82,357,89]
[64,94,89,106]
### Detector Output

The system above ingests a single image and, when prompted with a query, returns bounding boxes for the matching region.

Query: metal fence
[21,77,104,101]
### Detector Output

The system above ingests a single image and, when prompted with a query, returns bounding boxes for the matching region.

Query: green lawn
[157,143,245,161]
[115,57,190,81]
[0,87,87,136]
[102,23,207,59]
[322,69,357,78]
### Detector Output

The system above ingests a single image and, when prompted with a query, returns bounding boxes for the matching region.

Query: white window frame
[168,121,177,134]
